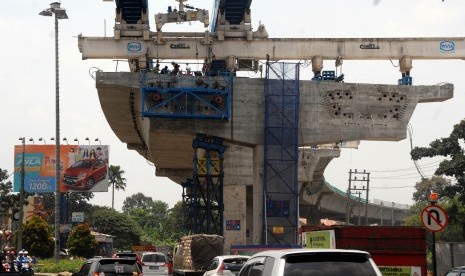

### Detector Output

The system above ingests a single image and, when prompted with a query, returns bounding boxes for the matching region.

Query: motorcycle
[17,259,34,276]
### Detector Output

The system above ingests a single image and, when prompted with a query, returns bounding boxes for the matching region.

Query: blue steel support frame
[263,62,300,245]
[181,134,225,235]
[141,71,231,120]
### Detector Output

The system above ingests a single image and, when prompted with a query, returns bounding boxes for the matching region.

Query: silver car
[140,252,169,276]
[204,255,250,276]
[236,249,382,276]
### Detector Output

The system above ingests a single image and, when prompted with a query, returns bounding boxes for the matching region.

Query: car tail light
[218,261,225,275]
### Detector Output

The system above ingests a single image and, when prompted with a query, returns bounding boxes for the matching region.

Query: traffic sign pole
[432,231,436,276]
[421,194,447,276]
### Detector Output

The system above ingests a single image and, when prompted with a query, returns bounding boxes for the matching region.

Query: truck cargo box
[301,225,427,276]
[173,234,224,275]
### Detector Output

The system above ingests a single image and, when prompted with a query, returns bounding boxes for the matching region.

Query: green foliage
[164,201,184,244]
[67,223,98,258]
[42,192,94,224]
[35,258,85,273]
[410,119,465,201]
[90,206,142,250]
[108,165,127,191]
[123,194,184,246]
[436,196,465,241]
[0,168,30,218]
[22,216,54,258]
[412,176,452,203]
[122,193,154,214]
[406,176,465,242]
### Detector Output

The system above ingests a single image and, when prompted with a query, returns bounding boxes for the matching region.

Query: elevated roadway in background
[81,0,462,248]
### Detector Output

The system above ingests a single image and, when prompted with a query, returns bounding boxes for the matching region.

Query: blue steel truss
[182,134,225,235]
[141,71,231,120]
[263,62,300,245]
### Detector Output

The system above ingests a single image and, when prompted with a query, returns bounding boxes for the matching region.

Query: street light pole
[39,2,68,261]
[17,137,26,252]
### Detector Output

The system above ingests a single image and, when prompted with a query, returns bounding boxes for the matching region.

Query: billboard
[14,145,109,193]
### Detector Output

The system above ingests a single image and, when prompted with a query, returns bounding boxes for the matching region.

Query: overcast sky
[1,0,464,211]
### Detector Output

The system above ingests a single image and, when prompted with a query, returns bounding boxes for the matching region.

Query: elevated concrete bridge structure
[77,0,465,250]
[94,71,453,249]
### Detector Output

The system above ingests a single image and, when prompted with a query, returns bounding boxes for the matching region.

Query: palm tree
[108,165,127,210]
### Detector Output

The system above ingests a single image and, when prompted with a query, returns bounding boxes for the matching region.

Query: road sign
[72,212,84,222]
[421,205,448,232]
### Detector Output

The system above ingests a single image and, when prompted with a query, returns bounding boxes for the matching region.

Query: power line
[367,160,442,173]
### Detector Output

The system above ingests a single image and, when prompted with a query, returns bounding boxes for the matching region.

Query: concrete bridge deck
[94,71,452,248]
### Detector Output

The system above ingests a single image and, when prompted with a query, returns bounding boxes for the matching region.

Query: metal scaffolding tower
[263,62,300,245]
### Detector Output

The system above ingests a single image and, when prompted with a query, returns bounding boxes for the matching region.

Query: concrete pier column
[252,145,264,244]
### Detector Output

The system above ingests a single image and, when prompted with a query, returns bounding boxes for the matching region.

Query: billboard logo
[127,42,142,53]
[440,41,455,52]
[16,156,42,166]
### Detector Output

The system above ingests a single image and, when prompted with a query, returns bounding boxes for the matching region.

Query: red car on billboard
[63,159,107,190]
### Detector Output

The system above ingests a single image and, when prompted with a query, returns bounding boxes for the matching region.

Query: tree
[122,193,154,214]
[412,176,452,203]
[108,165,127,210]
[164,201,184,243]
[90,206,142,250]
[67,223,98,258]
[0,168,30,219]
[42,192,94,224]
[405,175,465,241]
[22,216,54,258]
[411,119,465,201]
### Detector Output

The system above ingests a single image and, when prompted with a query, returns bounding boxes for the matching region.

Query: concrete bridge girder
[96,72,451,246]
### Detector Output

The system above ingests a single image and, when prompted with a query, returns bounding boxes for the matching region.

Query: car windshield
[142,254,165,263]
[283,253,378,276]
[223,258,248,271]
[71,160,93,168]
[97,260,140,276]
[117,253,137,258]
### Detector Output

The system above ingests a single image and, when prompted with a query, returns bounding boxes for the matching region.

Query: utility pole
[380,202,384,226]
[347,169,370,225]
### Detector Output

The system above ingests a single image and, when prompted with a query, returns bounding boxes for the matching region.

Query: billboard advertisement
[14,145,109,193]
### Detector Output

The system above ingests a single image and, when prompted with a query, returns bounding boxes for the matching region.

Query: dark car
[445,266,465,276]
[113,252,142,268]
[63,158,107,190]
[72,258,142,276]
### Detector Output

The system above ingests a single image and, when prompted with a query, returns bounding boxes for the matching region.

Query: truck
[172,234,224,276]
[300,225,427,276]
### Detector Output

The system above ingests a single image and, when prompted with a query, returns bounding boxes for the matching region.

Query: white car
[140,252,169,276]
[204,255,250,276]
[236,249,383,276]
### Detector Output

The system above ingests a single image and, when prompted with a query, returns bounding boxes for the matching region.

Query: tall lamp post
[39,2,68,261]
[17,137,26,252]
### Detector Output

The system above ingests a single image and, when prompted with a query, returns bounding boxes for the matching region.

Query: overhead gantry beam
[79,36,465,61]
[79,35,465,74]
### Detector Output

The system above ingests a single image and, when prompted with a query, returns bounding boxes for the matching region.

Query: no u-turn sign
[421,205,448,232]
